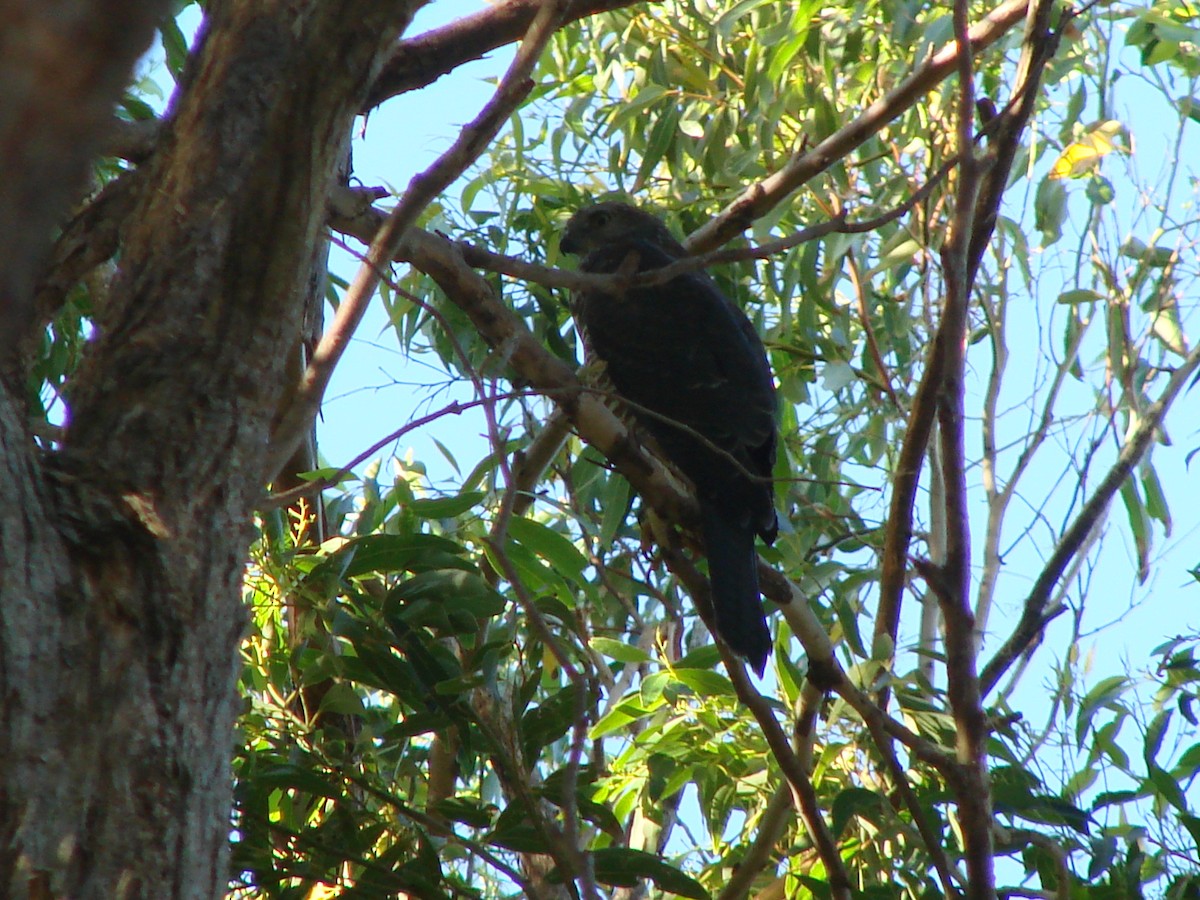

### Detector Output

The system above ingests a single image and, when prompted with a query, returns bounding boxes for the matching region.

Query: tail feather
[700,504,771,675]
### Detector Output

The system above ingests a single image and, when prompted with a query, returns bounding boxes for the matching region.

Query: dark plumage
[561,201,779,674]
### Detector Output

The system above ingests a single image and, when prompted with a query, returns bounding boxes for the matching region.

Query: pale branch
[976,284,1092,642]
[364,0,644,109]
[267,0,574,480]
[687,0,1031,253]
[980,338,1200,696]
[975,0,1074,644]
[921,430,948,684]
[978,287,1009,646]
[874,0,1064,678]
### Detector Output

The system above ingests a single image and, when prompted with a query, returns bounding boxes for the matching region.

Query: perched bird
[561,201,779,674]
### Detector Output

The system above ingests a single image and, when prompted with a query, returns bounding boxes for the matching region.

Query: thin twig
[846,248,903,409]
[260,392,529,510]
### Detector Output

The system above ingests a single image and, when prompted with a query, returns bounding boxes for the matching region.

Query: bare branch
[981,339,1200,695]
[930,0,994,888]
[364,0,644,108]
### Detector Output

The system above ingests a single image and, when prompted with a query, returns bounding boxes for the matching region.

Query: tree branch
[686,0,1031,253]
[268,0,575,478]
[365,0,644,108]
[980,338,1200,695]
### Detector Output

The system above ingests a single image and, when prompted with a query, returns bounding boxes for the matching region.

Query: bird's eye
[592,210,610,227]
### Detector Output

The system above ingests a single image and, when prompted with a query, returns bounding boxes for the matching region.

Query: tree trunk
[0,2,419,897]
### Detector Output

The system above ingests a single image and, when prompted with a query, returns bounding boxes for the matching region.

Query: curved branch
[364,0,645,109]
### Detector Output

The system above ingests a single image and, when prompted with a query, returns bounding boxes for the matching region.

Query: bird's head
[560,201,688,257]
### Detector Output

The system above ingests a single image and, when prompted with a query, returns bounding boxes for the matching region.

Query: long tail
[700,504,771,675]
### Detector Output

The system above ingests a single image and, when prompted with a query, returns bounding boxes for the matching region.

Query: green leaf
[323,534,469,579]
[1180,814,1200,853]
[1148,762,1190,813]
[508,516,589,581]
[1121,237,1174,267]
[159,16,190,80]
[409,490,486,519]
[599,474,632,546]
[1035,176,1068,245]
[830,787,885,837]
[672,668,737,698]
[522,686,582,759]
[591,636,652,664]
[1141,465,1172,533]
[1076,674,1128,747]
[1057,288,1104,305]
[1119,478,1151,583]
[588,847,709,899]
[592,697,661,737]
[634,102,680,190]
[389,569,507,633]
[487,805,549,853]
[253,763,341,799]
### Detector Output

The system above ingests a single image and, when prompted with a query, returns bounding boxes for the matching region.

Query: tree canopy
[2,0,1199,898]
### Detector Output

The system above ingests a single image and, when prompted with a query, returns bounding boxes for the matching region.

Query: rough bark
[0,2,419,897]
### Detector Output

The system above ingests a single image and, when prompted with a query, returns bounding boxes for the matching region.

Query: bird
[560,201,779,674]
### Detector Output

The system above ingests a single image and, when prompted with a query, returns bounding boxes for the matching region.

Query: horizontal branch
[364,0,643,109]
